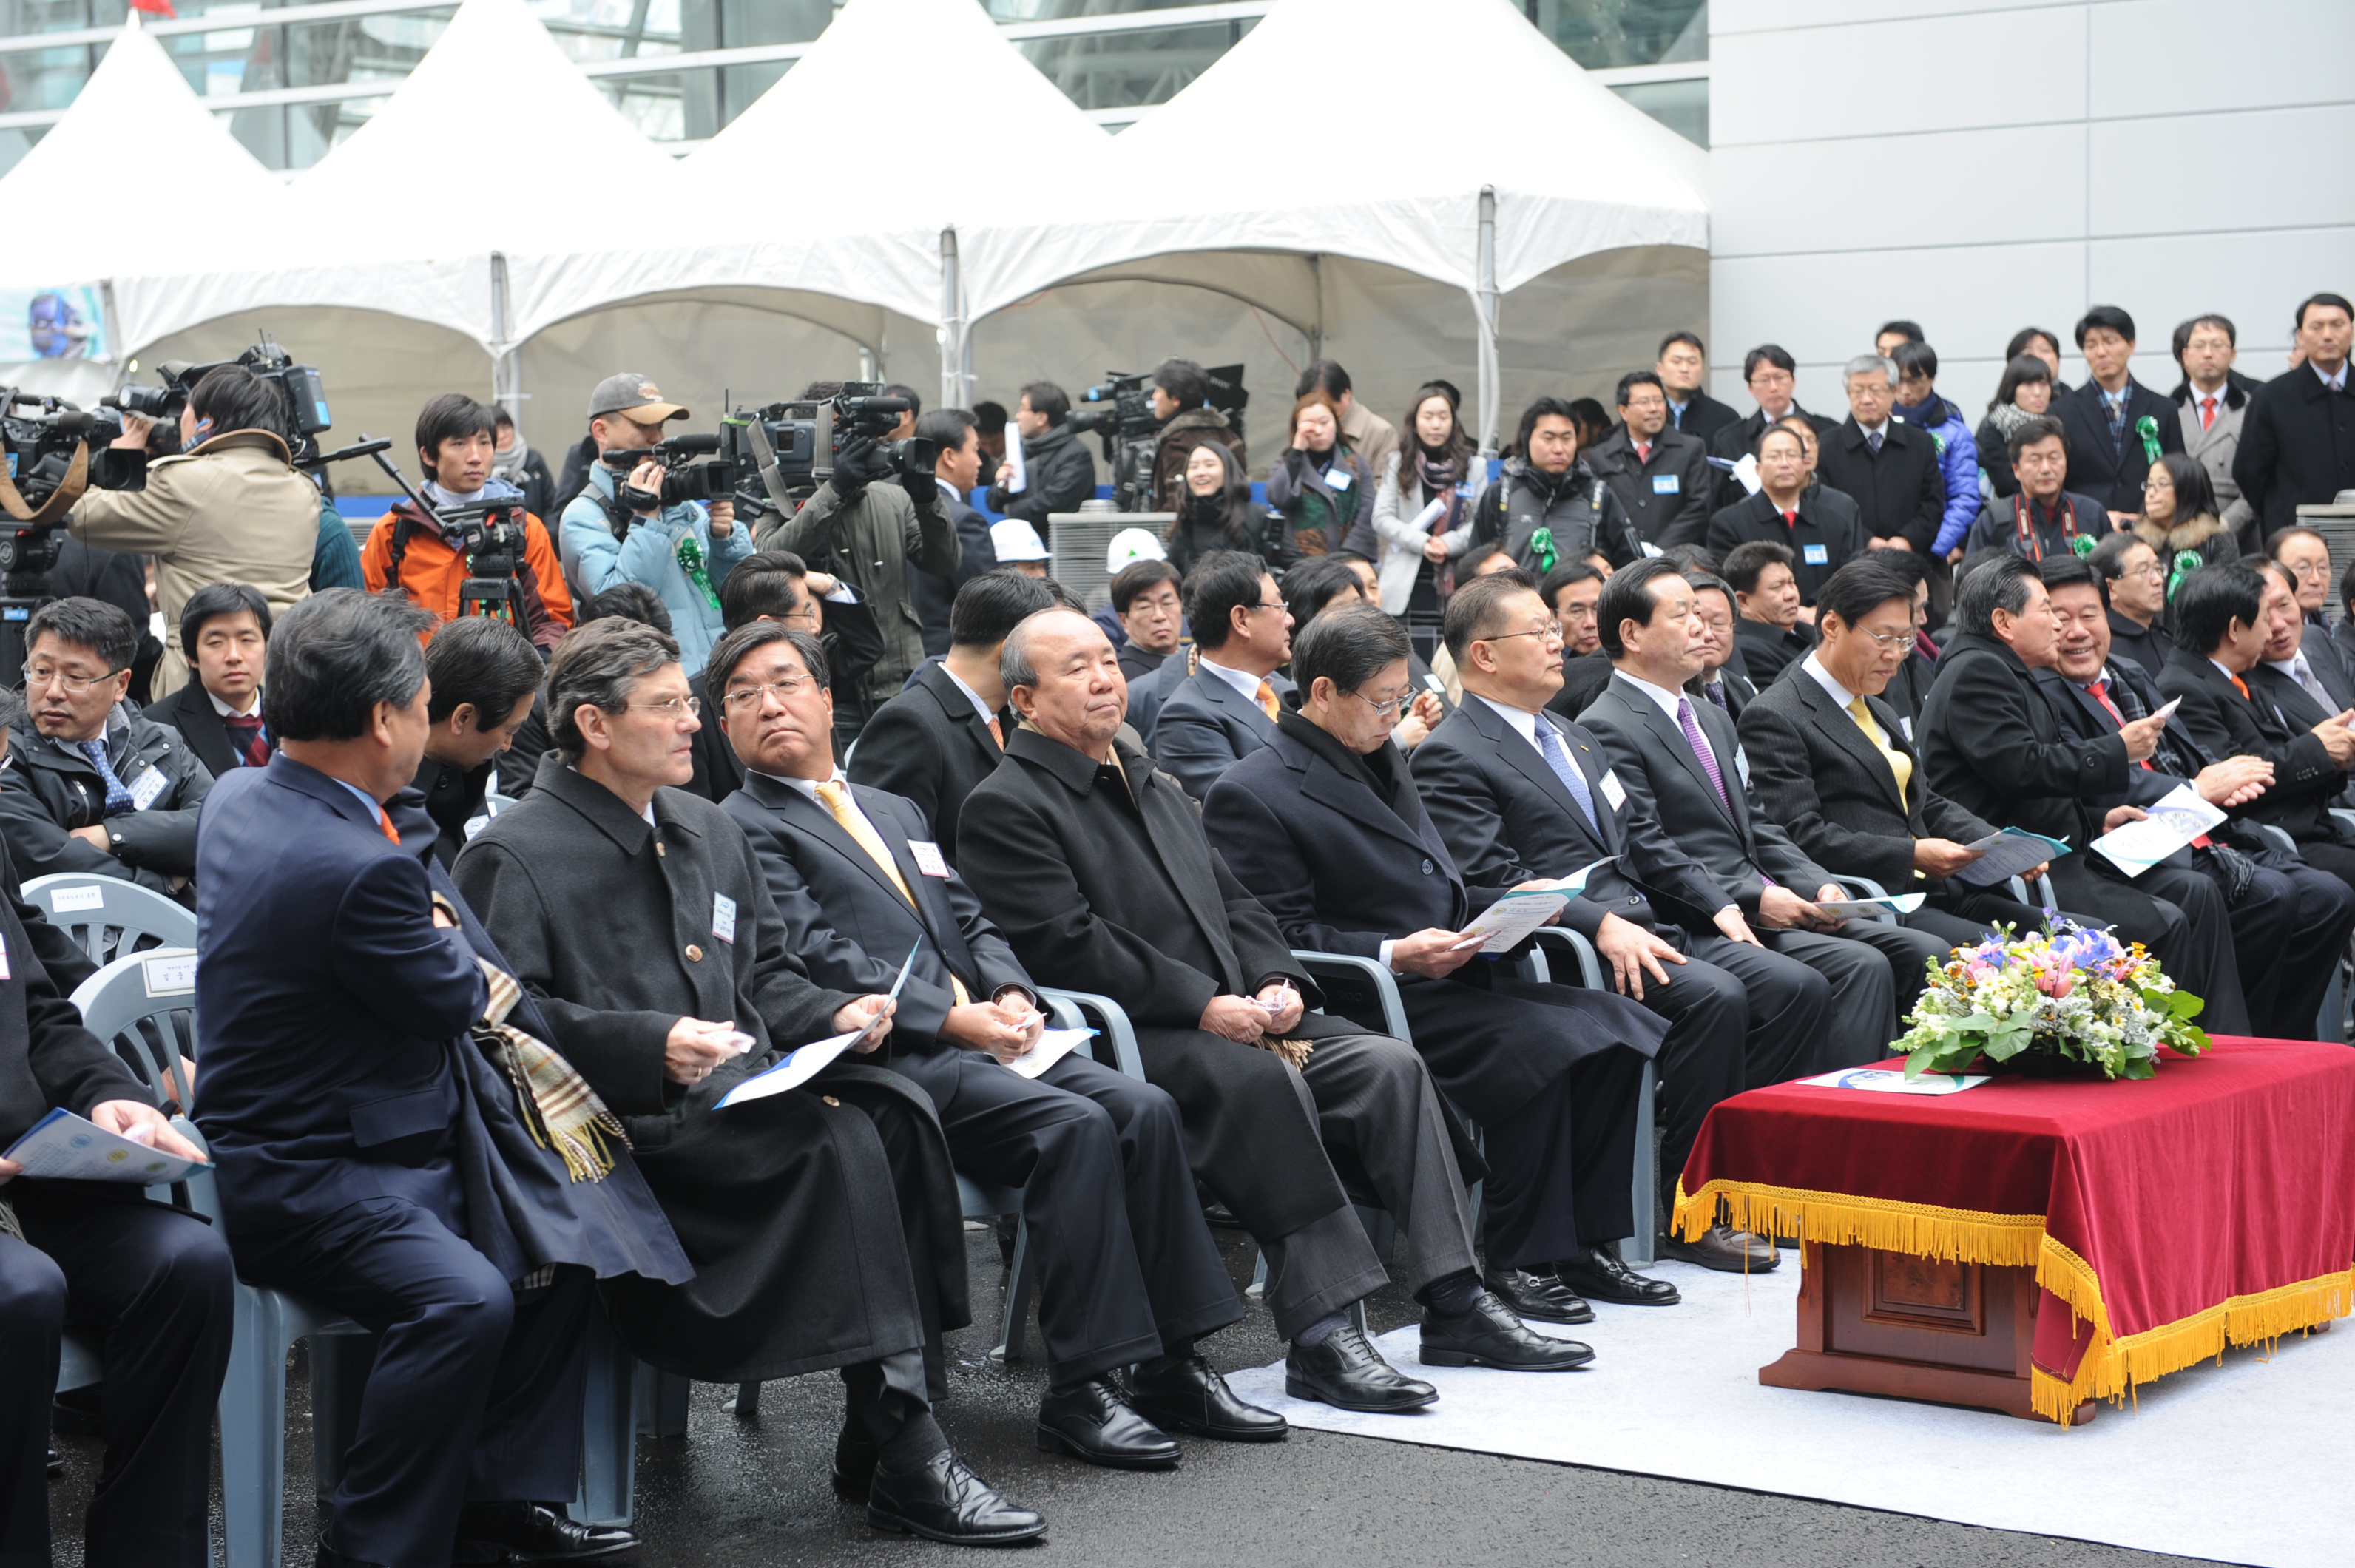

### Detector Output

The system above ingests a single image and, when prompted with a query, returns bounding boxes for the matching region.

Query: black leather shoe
[1555,1243,1682,1306]
[1658,1223,1780,1273]
[868,1451,1048,1545]
[316,1538,388,1568]
[1036,1377,1180,1470]
[831,1427,877,1501]
[1127,1351,1288,1442]
[452,1501,638,1563]
[1483,1264,1594,1325]
[1421,1291,1595,1371]
[45,1447,61,1479]
[1284,1322,1438,1413]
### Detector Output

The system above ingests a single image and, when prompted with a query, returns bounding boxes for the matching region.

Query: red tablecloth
[1672,1038,2355,1420]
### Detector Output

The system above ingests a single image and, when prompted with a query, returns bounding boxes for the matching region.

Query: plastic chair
[1511,927,1660,1266]
[1829,873,1898,924]
[462,790,520,845]
[23,873,196,965]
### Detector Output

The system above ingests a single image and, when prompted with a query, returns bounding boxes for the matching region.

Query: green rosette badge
[676,533,720,610]
[2135,414,2162,465]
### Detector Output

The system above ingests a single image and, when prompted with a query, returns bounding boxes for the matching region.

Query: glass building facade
[0,0,1708,173]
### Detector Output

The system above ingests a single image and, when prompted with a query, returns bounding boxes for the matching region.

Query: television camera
[716,384,938,520]
[1067,363,1247,511]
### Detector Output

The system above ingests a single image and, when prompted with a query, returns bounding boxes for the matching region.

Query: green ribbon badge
[2135,414,2162,465]
[2072,533,2098,558]
[1528,525,1557,574]
[676,532,720,610]
[2169,548,2203,600]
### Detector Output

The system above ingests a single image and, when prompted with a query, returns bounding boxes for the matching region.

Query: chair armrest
[1515,926,1606,990]
[1289,950,1410,1040]
[2333,808,2355,839]
[2257,822,2299,854]
[1038,988,1146,1081]
[1829,874,1896,922]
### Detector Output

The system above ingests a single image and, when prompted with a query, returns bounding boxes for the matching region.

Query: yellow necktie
[1254,679,1281,723]
[1847,695,1910,807]
[814,780,967,1006]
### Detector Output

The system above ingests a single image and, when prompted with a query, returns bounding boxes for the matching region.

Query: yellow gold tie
[814,780,967,1005]
[1847,695,1910,807]
[1254,679,1281,723]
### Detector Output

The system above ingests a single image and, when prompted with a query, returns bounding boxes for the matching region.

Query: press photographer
[74,363,321,697]
[557,371,746,675]
[1149,357,1248,512]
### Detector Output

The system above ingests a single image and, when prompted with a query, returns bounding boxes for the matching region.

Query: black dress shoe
[45,1447,61,1479]
[1284,1322,1439,1413]
[1036,1377,1180,1469]
[1421,1291,1595,1371]
[831,1427,878,1501]
[1555,1243,1682,1306]
[316,1538,387,1568]
[1127,1351,1288,1442]
[452,1501,638,1563]
[868,1451,1048,1545]
[1658,1223,1780,1274]
[1482,1265,1594,1325]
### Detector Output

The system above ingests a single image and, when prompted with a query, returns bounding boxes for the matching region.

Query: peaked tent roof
[960,0,1710,320]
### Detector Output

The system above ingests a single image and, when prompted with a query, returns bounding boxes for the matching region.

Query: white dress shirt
[1612,668,1691,722]
[937,663,998,728]
[1800,651,1859,710]
[206,685,261,719]
[1197,655,1270,702]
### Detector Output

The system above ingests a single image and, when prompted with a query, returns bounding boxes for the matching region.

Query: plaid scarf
[470,953,628,1183]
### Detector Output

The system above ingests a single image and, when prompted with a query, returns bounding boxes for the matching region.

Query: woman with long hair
[2135,450,2236,601]
[1265,392,1377,563]
[1978,353,2057,499]
[1160,437,1268,576]
[1369,382,1478,660]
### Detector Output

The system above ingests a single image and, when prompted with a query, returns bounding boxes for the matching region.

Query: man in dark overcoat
[456,618,1045,1547]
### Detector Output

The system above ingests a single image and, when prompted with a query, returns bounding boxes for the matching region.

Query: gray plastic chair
[23,873,197,965]
[1510,927,1660,1266]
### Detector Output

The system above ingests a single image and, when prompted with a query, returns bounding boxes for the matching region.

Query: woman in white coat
[1369,384,1482,661]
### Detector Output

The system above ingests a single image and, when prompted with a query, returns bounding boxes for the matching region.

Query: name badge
[1323,466,1352,492]
[1899,716,1915,742]
[1598,768,1629,811]
[909,839,951,878]
[127,763,169,811]
[712,893,737,945]
[1802,543,1830,566]
[1734,746,1753,788]
[0,933,11,981]
[1651,473,1680,495]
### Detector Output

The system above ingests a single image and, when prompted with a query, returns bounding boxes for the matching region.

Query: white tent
[960,0,1712,452]
[505,0,1117,428]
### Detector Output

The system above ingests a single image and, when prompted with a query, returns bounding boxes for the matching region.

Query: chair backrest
[22,874,198,966]
[465,791,519,845]
[68,947,216,1221]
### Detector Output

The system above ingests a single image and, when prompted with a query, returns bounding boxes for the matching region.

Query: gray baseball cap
[587,372,688,423]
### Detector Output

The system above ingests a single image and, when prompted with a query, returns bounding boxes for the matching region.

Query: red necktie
[1782,510,1798,530]
[1635,442,1651,464]
[2200,396,2217,432]
[2085,681,2152,771]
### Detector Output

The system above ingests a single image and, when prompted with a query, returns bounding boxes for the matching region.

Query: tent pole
[489,251,521,422]
[98,277,126,394]
[1308,254,1323,361]
[1475,186,1500,459]
[939,226,967,412]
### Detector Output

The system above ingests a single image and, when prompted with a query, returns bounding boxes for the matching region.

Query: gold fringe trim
[1673,1179,2355,1425]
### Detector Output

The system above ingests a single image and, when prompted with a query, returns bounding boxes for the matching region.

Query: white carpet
[1224,1257,2348,1567]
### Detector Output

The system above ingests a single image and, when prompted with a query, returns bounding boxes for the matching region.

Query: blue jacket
[1897,394,1982,555]
[559,464,751,675]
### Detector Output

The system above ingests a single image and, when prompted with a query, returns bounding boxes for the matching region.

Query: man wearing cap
[990,521,1051,579]
[558,373,749,676]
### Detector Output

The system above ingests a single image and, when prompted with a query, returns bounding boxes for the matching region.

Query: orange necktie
[986,713,1004,749]
[1254,680,1281,723]
[2230,673,2252,701]
[376,805,400,844]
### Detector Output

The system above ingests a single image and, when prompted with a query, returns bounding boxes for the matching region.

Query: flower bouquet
[1896,920,2209,1081]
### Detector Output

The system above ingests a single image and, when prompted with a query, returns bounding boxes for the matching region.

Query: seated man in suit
[1113,558,1185,685]
[2038,557,2353,1039]
[410,616,542,868]
[195,590,684,1568]
[848,570,1059,865]
[1706,424,1867,605]
[961,609,1585,1414]
[0,598,211,899]
[142,581,274,777]
[1152,551,1296,799]
[1740,558,2050,956]
[2240,557,2355,888]
[1919,554,2252,1033]
[685,551,803,802]
[1412,571,1817,1271]
[1583,560,1936,1067]
[714,621,1282,1467]
[1723,541,1814,682]
[1686,571,1758,719]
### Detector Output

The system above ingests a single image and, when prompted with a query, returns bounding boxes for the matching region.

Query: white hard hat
[1106,527,1167,573]
[989,518,1050,563]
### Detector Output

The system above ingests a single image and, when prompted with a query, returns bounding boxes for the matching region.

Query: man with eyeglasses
[1709,344,1838,510]
[714,620,1281,1470]
[1586,370,1712,549]
[1152,552,1299,800]
[0,597,212,899]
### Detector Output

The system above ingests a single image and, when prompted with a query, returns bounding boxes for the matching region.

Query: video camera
[104,333,334,467]
[718,384,938,512]
[1067,364,1248,511]
[596,432,740,518]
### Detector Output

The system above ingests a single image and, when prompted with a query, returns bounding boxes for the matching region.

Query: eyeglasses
[1349,688,1416,717]
[781,604,819,623]
[720,676,814,710]
[2284,559,2333,579]
[1852,628,1913,653]
[1481,623,1565,646]
[626,695,701,719]
[21,665,118,696]
[1249,601,1289,614]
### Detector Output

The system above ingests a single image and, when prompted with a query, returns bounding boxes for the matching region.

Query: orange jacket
[362,501,575,650]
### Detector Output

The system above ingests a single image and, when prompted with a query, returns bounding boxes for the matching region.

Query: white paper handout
[1828,891,1927,915]
[1800,1068,1988,1096]
[1001,422,1027,494]
[2090,784,2226,877]
[717,942,917,1108]
[3,1108,210,1183]
[1000,1027,1096,1081]
[1950,830,2072,888]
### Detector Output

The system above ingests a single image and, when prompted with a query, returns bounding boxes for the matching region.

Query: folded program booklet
[3,1108,210,1183]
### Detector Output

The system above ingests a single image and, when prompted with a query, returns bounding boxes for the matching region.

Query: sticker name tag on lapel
[1651,473,1680,495]
[1598,769,1629,811]
[0,933,11,981]
[712,893,737,944]
[1324,466,1352,491]
[1802,543,1830,565]
[1734,746,1753,788]
[127,764,169,811]
[908,839,951,878]
[1899,716,1915,742]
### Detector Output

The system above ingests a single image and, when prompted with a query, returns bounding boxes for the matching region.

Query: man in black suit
[410,616,541,868]
[684,552,815,802]
[1203,601,1680,1320]
[959,609,1552,1415]
[2160,561,2355,890]
[1724,541,1814,682]
[908,410,999,659]
[2038,558,2354,1039]
[1708,345,1838,511]
[1112,559,1184,684]
[142,581,273,778]
[1706,423,1867,604]
[848,570,1058,864]
[2234,294,2355,541]
[1657,330,1738,449]
[1151,552,1297,799]
[1686,573,1758,720]
[2053,305,2185,521]
[1582,560,1931,1068]
[2087,533,2176,677]
[1812,354,1945,554]
[714,621,1281,1467]
[1917,553,2253,1033]
[1587,371,1711,548]
[1740,558,2050,951]
[1412,572,1818,1272]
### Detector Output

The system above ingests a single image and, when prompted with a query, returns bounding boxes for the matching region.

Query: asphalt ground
[44,1225,2223,1568]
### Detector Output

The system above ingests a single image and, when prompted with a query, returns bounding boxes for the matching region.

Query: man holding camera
[1149,359,1247,513]
[365,393,575,653]
[755,381,961,740]
[559,373,749,675]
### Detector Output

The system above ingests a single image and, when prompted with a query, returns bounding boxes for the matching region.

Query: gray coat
[756,479,960,703]
[1150,666,1294,800]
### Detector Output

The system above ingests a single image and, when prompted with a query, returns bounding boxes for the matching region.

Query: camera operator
[985,380,1097,533]
[753,379,959,738]
[75,364,321,698]
[558,373,747,675]
[1149,357,1248,513]
[910,407,999,659]
[363,393,575,652]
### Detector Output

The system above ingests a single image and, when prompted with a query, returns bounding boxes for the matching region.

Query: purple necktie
[1675,696,1731,811]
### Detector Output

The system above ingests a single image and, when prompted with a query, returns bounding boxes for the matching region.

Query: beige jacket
[68,430,317,697]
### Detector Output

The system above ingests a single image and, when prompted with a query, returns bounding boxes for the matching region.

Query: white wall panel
[2087,105,2355,237]
[2090,0,2355,120]
[1714,0,2079,39]
[1714,125,2087,257]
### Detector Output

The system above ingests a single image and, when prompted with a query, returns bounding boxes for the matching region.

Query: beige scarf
[471,956,629,1183]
